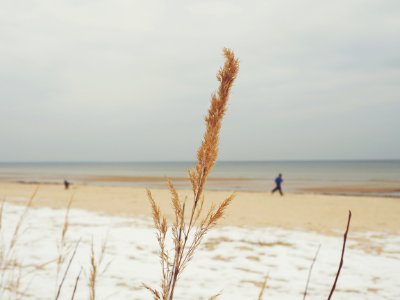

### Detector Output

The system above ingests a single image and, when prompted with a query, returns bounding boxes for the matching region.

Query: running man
[271,173,284,196]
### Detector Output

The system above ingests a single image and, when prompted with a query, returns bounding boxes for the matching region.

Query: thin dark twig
[303,244,321,300]
[70,268,82,300]
[55,239,81,300]
[327,210,352,300]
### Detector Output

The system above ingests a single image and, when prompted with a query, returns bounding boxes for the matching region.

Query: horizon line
[1,158,400,164]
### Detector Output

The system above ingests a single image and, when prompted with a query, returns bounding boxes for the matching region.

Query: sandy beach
[2,181,399,235]
[2,181,400,299]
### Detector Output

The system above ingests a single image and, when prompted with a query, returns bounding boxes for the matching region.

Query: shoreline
[1,176,400,198]
[1,182,399,235]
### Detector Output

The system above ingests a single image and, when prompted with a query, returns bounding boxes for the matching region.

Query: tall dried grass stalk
[89,241,97,300]
[7,187,37,255]
[55,195,74,297]
[303,244,321,300]
[258,274,269,300]
[145,48,239,300]
[55,239,80,300]
[327,210,352,300]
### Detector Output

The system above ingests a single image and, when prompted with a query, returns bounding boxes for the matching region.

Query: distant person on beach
[271,173,283,196]
[64,179,70,190]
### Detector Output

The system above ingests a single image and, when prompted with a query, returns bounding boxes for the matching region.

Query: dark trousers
[271,185,283,196]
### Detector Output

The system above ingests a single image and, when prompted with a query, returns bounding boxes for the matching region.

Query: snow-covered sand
[2,203,399,300]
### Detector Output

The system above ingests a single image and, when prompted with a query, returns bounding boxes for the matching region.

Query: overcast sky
[0,0,399,162]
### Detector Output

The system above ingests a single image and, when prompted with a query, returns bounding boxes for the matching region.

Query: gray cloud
[0,0,399,161]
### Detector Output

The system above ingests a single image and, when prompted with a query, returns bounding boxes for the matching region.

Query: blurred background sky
[0,0,399,162]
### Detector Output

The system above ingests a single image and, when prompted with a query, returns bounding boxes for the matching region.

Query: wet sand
[300,183,400,196]
[4,173,399,195]
[1,182,399,235]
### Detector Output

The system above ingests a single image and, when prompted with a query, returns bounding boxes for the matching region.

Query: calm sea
[0,160,399,196]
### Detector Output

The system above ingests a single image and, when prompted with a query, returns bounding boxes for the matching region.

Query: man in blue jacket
[271,173,284,196]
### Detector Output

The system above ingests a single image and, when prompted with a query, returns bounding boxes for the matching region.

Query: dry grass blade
[168,180,182,225]
[147,189,161,230]
[303,244,321,300]
[60,196,73,246]
[142,283,161,300]
[206,193,235,228]
[258,274,269,300]
[71,272,81,300]
[55,239,81,300]
[193,195,204,225]
[146,188,169,298]
[208,292,222,300]
[8,186,38,254]
[89,240,97,300]
[55,195,74,296]
[178,194,235,271]
[327,210,352,300]
[70,268,82,300]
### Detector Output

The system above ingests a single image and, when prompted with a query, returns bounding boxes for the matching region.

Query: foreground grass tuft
[145,48,239,300]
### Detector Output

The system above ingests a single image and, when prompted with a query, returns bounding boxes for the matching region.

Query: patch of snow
[1,203,399,299]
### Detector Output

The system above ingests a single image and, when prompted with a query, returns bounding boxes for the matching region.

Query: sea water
[0,160,399,195]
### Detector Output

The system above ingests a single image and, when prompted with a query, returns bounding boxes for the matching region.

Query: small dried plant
[54,195,85,300]
[0,187,38,299]
[53,196,109,300]
[88,237,108,300]
[144,48,239,300]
